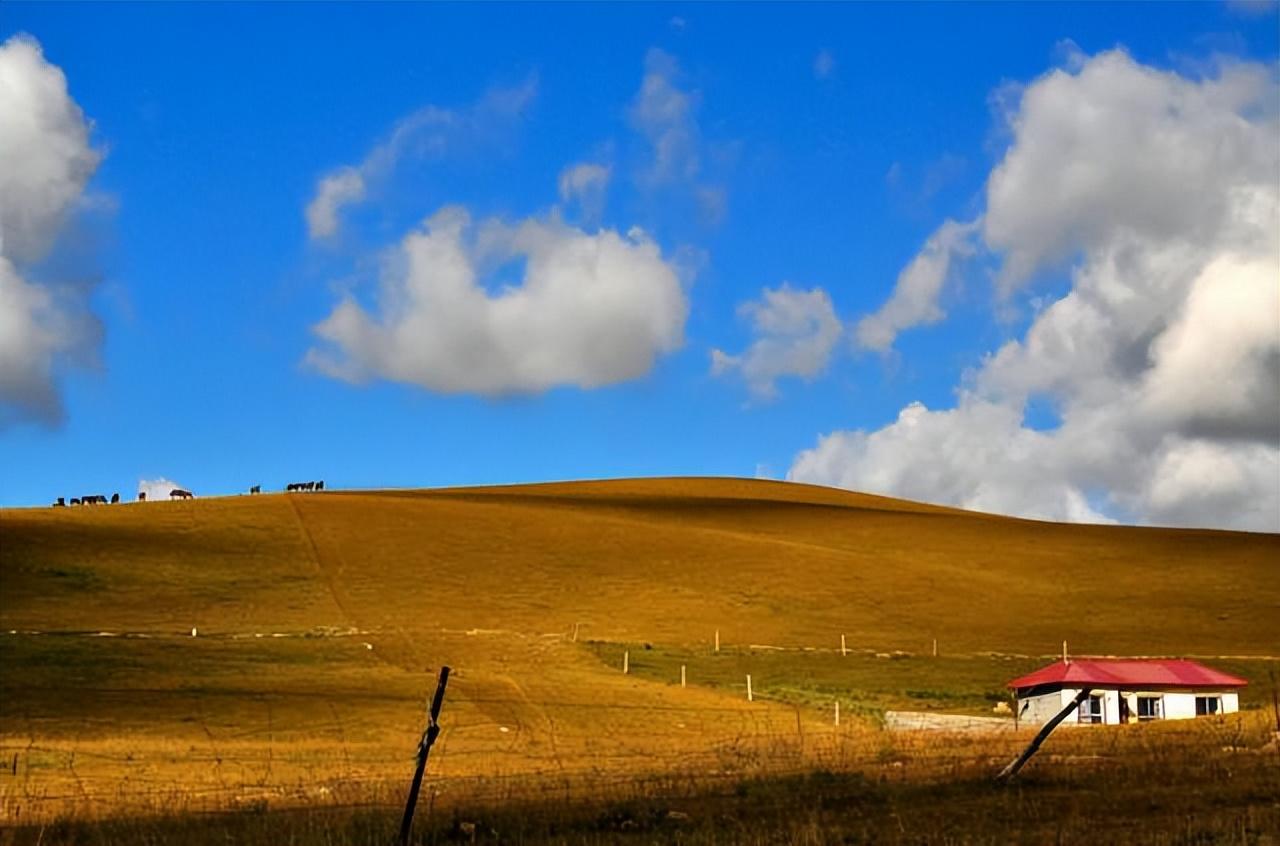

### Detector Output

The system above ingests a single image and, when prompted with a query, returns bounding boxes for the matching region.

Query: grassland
[2,477,1278,842]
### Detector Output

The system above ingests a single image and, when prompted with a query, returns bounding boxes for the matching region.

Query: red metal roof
[1008,659,1248,690]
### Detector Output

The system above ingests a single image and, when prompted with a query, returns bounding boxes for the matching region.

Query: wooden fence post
[680,664,686,688]
[834,700,840,726]
[746,674,753,702]
[841,634,847,657]
[715,629,720,653]
[1269,669,1279,733]
[932,638,938,658]
[623,650,629,674]
[571,622,579,643]
[399,665,451,846]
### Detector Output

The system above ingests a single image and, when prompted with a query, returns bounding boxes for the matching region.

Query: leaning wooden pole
[996,688,1092,782]
[399,665,451,846]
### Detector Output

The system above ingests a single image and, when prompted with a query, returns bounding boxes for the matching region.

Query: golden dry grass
[2,477,1278,835]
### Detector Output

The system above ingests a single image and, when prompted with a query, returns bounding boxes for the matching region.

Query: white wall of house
[1152,690,1238,719]
[1016,688,1119,725]
[1015,687,1240,725]
[1017,690,1074,724]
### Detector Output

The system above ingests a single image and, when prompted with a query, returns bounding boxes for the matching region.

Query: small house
[1008,658,1246,725]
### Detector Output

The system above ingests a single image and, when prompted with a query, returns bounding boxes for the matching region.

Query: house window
[1078,695,1104,724]
[1136,696,1163,721]
[1195,696,1222,716]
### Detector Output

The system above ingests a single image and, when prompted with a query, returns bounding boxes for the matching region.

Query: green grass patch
[586,642,1280,718]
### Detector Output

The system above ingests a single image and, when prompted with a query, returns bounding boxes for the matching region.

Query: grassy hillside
[6,477,1277,653]
[2,477,1277,830]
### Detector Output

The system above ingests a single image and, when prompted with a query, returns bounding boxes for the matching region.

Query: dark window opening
[1078,694,1104,724]
[1195,696,1222,716]
[1136,696,1162,721]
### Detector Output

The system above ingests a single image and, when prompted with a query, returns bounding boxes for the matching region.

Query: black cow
[53,497,66,507]
[70,497,81,506]
[110,493,120,504]
[316,480,324,491]
[138,491,147,502]
[170,488,194,500]
[249,485,261,495]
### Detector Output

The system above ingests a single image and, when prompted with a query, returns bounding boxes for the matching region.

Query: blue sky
[2,3,1277,530]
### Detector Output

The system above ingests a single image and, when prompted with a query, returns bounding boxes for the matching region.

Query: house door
[1119,696,1130,724]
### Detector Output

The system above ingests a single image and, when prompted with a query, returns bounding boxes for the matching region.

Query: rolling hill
[2,477,1277,822]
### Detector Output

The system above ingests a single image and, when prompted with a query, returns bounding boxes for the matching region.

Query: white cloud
[1142,439,1279,530]
[623,48,730,227]
[305,167,366,240]
[0,34,103,427]
[1139,255,1279,443]
[790,399,1114,524]
[712,284,841,400]
[813,50,836,80]
[983,52,1275,294]
[305,78,537,240]
[0,257,63,424]
[795,49,1280,531]
[307,207,688,394]
[138,478,184,501]
[557,162,611,223]
[854,218,978,350]
[0,36,101,265]
[629,48,700,187]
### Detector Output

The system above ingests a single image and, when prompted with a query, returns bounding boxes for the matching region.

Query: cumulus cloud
[854,218,978,350]
[307,207,688,394]
[557,162,611,223]
[791,399,1115,524]
[305,77,537,240]
[982,52,1275,294]
[0,34,104,428]
[1138,256,1279,443]
[138,478,184,501]
[712,284,841,400]
[795,49,1280,531]
[0,257,63,423]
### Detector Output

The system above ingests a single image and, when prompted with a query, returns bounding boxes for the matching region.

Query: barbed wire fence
[2,623,1274,825]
